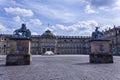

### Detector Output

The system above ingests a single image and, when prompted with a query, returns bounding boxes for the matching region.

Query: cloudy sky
[0,0,120,36]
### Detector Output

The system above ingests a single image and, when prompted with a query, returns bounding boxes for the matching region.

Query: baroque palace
[0,24,120,55]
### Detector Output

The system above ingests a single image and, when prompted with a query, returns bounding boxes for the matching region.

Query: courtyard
[0,55,120,80]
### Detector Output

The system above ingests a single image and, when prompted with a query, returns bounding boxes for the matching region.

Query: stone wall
[91,40,110,54]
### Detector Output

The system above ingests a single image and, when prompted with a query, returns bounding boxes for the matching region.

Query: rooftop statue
[91,27,104,40]
[12,24,31,39]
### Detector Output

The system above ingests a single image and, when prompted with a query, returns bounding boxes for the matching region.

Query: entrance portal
[42,48,55,54]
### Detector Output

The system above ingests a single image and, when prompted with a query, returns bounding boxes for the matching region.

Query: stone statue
[92,27,104,40]
[12,24,31,39]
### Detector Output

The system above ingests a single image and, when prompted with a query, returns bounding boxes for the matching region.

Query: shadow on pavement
[74,62,90,65]
[74,62,114,66]
[0,64,6,67]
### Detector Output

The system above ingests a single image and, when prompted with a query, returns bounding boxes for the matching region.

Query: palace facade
[0,26,120,55]
[34,30,90,55]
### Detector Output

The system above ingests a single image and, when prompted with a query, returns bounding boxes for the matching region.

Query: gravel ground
[0,55,120,80]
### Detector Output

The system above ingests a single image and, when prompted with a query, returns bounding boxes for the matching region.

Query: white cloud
[52,24,73,31]
[51,20,98,36]
[13,16,42,26]
[85,5,96,13]
[24,19,43,35]
[27,3,77,23]
[45,27,53,32]
[29,19,42,25]
[115,0,120,6]
[13,16,22,23]
[0,24,7,31]
[4,7,34,17]
[85,0,120,11]
[0,24,12,34]
[113,0,120,10]
[101,25,113,31]
[32,32,38,35]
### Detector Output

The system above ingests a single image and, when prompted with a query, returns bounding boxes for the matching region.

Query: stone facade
[0,34,10,55]
[31,30,91,55]
[104,26,120,55]
[91,40,110,54]
[90,40,113,63]
[8,39,31,54]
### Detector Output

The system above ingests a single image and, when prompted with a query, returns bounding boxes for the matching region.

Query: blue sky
[0,0,120,36]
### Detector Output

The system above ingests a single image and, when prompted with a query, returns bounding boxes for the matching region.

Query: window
[4,45,6,48]
[111,32,114,36]
[117,30,119,34]
[64,40,66,42]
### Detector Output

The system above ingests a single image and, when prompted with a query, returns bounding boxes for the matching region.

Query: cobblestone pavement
[0,55,120,80]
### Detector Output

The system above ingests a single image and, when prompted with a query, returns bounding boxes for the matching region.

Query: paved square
[0,55,120,80]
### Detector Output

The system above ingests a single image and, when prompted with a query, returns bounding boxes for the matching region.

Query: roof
[41,30,55,37]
